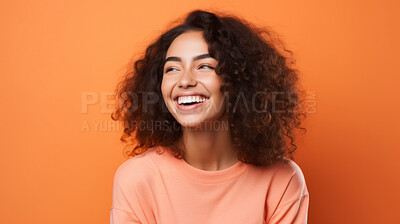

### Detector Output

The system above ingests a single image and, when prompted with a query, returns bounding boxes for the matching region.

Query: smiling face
[161,30,226,129]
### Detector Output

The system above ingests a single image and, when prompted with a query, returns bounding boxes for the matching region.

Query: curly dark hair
[111,9,306,166]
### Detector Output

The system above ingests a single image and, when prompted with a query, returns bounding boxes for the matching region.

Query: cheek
[161,78,173,102]
[160,79,167,97]
[204,77,223,95]
[209,78,225,107]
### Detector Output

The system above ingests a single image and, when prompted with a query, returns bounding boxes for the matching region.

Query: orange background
[1,0,399,223]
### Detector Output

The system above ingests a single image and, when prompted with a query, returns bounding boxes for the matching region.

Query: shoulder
[271,159,307,187]
[262,159,310,223]
[250,158,308,203]
[111,147,163,214]
[276,159,308,195]
[256,158,307,183]
[252,158,306,183]
[113,147,161,189]
[262,158,309,205]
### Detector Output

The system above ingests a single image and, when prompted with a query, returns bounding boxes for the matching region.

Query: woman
[111,10,309,224]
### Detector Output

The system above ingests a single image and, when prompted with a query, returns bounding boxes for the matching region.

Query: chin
[178,120,204,128]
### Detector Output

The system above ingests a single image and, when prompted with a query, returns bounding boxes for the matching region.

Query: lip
[174,98,209,111]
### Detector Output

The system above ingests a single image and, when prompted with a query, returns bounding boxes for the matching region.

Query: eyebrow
[164,54,214,63]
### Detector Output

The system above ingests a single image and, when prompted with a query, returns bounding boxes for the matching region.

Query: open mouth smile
[174,95,210,111]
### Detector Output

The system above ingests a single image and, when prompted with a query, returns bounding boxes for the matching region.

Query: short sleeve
[268,193,309,224]
[110,160,142,224]
[267,161,309,224]
[110,208,141,224]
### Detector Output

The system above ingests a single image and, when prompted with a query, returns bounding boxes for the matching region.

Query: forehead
[165,31,209,57]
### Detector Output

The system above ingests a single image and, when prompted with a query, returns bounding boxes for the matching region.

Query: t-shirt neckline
[159,146,250,184]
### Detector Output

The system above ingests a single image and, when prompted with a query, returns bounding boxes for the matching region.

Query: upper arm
[266,161,309,224]
[110,208,141,224]
[110,160,143,224]
[267,193,309,224]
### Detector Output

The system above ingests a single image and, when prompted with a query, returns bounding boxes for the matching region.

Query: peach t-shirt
[110,146,309,224]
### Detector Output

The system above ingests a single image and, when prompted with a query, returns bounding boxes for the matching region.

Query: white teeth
[177,95,207,105]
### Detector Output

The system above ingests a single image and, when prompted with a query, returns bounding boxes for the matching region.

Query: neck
[178,118,239,171]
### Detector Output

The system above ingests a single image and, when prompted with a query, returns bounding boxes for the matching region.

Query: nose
[178,69,197,88]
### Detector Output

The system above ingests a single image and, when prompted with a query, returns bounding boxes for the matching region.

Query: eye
[198,64,214,70]
[165,67,179,73]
